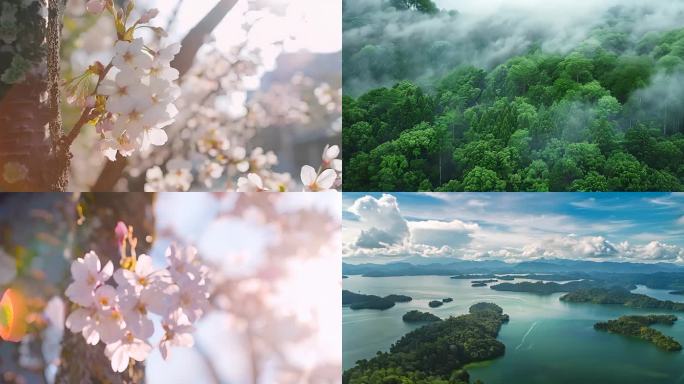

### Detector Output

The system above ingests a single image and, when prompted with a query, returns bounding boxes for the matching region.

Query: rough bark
[0,0,67,192]
[54,193,156,384]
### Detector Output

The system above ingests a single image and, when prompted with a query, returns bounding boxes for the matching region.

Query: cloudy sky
[343,193,684,264]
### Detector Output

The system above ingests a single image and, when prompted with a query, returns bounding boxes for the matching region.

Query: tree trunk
[55,193,156,384]
[0,0,67,192]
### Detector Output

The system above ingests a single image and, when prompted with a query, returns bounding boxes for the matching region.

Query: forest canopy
[343,0,684,192]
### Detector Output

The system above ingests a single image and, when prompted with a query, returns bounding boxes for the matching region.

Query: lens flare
[0,288,28,342]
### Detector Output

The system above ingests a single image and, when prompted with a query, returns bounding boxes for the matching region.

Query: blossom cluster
[66,1,181,161]
[97,38,181,161]
[64,223,209,373]
[144,146,291,192]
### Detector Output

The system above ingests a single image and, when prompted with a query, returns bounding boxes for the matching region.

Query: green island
[402,310,442,323]
[343,302,509,384]
[472,279,498,287]
[343,290,414,310]
[429,300,444,308]
[443,297,453,303]
[385,294,413,303]
[560,288,684,311]
[451,274,500,280]
[594,315,682,351]
[490,280,603,294]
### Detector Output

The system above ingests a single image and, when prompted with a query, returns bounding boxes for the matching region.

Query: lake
[343,275,684,384]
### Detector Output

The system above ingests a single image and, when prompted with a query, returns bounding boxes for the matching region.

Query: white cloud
[348,194,409,248]
[521,235,618,259]
[617,241,684,262]
[466,199,489,208]
[408,219,479,232]
[343,193,684,264]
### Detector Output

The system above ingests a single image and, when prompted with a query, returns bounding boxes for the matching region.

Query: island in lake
[343,303,509,384]
[402,310,441,323]
[384,294,413,303]
[343,290,413,310]
[595,315,682,351]
[429,300,444,308]
[560,288,684,311]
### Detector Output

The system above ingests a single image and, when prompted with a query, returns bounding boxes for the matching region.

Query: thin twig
[63,63,112,148]
[63,107,95,148]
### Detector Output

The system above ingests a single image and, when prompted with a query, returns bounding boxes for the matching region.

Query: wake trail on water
[516,321,539,350]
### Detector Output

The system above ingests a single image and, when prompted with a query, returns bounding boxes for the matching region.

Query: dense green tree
[463,167,505,191]
[343,20,684,192]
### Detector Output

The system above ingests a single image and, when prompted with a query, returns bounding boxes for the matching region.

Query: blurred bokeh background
[0,192,342,383]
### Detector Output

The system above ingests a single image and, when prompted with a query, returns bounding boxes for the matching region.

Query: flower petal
[316,169,337,190]
[300,165,317,186]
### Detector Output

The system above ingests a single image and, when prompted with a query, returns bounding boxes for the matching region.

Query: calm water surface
[343,276,684,384]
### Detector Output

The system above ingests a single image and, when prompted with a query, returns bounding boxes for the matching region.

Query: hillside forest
[343,0,684,191]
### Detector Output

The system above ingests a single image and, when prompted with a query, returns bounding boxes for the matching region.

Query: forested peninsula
[343,302,509,384]
[594,315,682,351]
[560,288,684,311]
[343,290,414,310]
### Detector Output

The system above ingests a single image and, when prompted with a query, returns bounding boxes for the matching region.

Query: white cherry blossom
[105,331,152,373]
[159,314,195,360]
[300,166,336,192]
[237,173,267,192]
[65,251,113,306]
[321,144,339,165]
[170,279,209,323]
[65,240,209,371]
[113,254,164,293]
[112,39,152,71]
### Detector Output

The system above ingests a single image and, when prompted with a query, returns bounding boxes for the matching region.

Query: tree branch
[171,0,239,78]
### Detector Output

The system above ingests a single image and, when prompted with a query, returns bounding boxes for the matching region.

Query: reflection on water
[343,275,684,384]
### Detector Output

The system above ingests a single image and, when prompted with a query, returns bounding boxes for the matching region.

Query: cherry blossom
[237,173,268,192]
[104,331,152,373]
[159,314,195,360]
[65,2,181,162]
[113,254,163,293]
[64,223,210,373]
[301,166,337,192]
[65,251,113,307]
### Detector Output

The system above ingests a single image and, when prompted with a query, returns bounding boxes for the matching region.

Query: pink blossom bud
[139,8,159,24]
[86,0,105,14]
[115,221,128,244]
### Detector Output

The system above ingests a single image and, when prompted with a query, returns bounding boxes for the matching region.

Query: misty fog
[343,0,684,95]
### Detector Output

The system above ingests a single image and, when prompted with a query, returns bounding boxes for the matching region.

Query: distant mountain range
[342,258,684,277]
